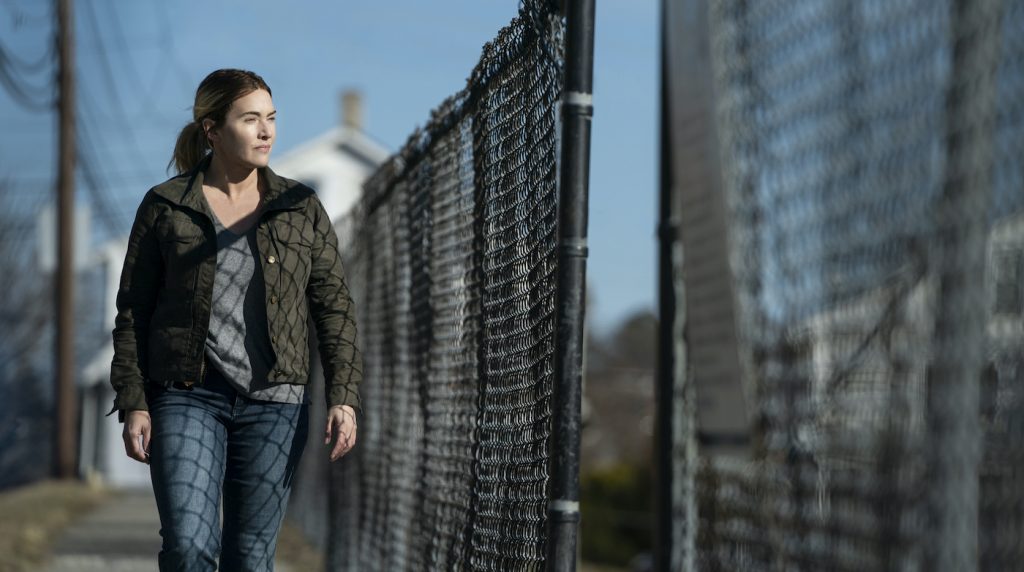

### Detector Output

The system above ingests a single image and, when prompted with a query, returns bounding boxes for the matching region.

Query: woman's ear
[202,118,218,147]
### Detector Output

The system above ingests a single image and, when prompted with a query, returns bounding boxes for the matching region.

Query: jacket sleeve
[306,197,363,411]
[108,191,164,421]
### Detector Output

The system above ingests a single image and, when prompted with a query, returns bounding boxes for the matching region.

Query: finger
[331,423,357,461]
[137,434,150,464]
[329,422,349,461]
[329,428,344,460]
[142,424,152,458]
[125,430,146,463]
[122,427,135,457]
[132,434,145,463]
[324,417,334,446]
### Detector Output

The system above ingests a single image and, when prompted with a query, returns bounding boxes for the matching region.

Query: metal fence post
[547,0,595,570]
[928,1,1003,570]
[655,0,678,565]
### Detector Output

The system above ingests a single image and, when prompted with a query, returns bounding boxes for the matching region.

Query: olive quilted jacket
[108,157,362,420]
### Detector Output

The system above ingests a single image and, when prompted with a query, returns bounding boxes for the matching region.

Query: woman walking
[108,68,362,571]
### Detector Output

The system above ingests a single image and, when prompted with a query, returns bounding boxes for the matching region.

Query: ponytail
[170,120,209,175]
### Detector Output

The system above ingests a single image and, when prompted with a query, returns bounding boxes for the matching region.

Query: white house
[271,91,390,224]
[78,90,389,487]
[79,238,148,487]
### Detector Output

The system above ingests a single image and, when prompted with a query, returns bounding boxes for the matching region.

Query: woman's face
[205,88,276,169]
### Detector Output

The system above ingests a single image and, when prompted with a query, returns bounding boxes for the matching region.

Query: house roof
[273,125,391,170]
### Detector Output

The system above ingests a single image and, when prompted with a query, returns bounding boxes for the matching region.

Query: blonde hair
[170,69,272,174]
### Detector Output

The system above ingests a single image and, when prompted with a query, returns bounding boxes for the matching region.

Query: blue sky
[0,0,658,333]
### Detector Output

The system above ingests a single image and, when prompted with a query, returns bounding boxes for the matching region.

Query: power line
[0,43,55,110]
[104,2,159,109]
[7,170,158,187]
[0,1,56,110]
[81,0,133,109]
[0,38,53,74]
[1,2,52,29]
[79,0,155,178]
[152,1,193,92]
[76,106,134,233]
[78,84,157,216]
[77,0,167,236]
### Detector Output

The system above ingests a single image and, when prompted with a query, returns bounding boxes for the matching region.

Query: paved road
[45,489,292,572]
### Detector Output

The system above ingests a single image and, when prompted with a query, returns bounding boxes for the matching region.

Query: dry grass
[273,527,627,572]
[0,479,108,572]
[276,519,325,572]
[580,563,630,572]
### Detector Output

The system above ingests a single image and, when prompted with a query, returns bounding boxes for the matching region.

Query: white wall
[272,130,387,224]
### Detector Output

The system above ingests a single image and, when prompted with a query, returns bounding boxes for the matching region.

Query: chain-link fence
[664,0,1024,569]
[289,2,566,570]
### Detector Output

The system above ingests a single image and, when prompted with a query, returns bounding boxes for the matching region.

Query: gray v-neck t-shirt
[204,212,308,404]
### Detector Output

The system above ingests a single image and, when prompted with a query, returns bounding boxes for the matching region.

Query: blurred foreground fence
[661,0,1024,570]
[290,2,567,570]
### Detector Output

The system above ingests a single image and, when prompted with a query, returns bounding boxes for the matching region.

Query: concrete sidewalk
[45,489,292,572]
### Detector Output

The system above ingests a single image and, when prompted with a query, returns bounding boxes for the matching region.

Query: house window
[994,248,1024,316]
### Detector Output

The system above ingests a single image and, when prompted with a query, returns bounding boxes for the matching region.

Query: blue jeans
[146,367,308,571]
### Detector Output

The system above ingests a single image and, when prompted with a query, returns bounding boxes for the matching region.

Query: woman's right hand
[122,410,152,464]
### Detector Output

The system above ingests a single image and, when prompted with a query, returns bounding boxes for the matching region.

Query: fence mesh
[667,0,1024,569]
[291,3,565,570]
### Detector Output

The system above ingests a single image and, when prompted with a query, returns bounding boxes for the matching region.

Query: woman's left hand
[325,405,358,461]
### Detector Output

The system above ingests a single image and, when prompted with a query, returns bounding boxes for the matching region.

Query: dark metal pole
[654,0,676,569]
[926,0,1002,569]
[55,0,78,480]
[547,0,594,570]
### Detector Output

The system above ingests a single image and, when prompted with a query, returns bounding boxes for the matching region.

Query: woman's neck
[205,153,260,201]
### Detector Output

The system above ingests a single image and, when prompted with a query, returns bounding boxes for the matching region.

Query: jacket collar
[153,154,302,214]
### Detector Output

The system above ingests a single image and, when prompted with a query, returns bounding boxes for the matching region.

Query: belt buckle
[176,380,195,391]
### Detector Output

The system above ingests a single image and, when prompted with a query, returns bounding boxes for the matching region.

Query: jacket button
[271,336,277,344]
[267,255,277,264]
[276,370,285,376]
[270,295,278,304]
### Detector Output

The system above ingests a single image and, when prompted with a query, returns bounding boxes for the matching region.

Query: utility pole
[55,0,77,479]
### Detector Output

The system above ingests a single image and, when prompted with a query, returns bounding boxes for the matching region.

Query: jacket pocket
[157,212,203,244]
[156,213,206,297]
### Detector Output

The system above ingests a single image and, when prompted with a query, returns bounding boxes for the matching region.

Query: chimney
[341,90,363,132]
